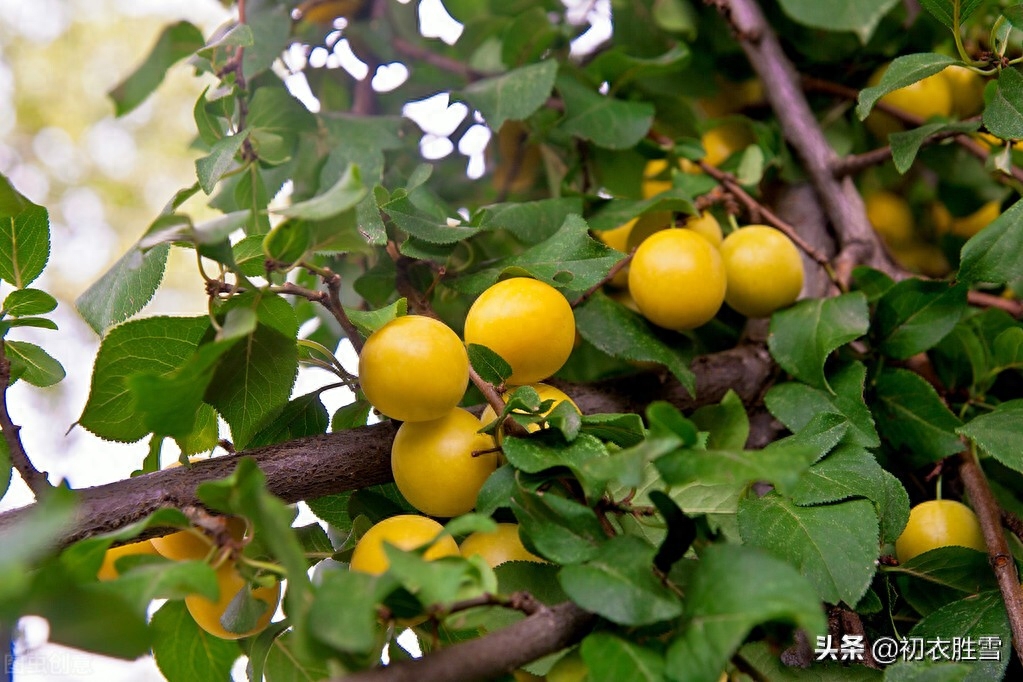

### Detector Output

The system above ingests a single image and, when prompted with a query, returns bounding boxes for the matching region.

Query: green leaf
[581,632,664,682]
[467,343,513,386]
[738,493,879,605]
[888,546,999,595]
[875,279,967,359]
[873,367,964,466]
[205,295,298,450]
[460,60,559,130]
[559,535,682,626]
[345,299,407,338]
[984,66,1023,141]
[247,85,315,165]
[958,198,1023,286]
[765,362,880,449]
[308,569,380,654]
[557,74,655,150]
[857,53,958,119]
[655,440,817,498]
[958,400,1023,473]
[579,412,646,448]
[262,220,309,266]
[331,400,372,432]
[575,291,696,394]
[503,433,609,501]
[0,203,49,289]
[478,198,585,244]
[108,21,205,116]
[666,544,826,682]
[5,340,65,387]
[261,629,331,682]
[382,189,477,245]
[248,391,329,448]
[905,591,1010,681]
[151,600,239,682]
[271,164,367,220]
[919,0,985,30]
[768,292,870,391]
[890,120,980,174]
[240,5,291,80]
[512,486,608,564]
[690,390,749,450]
[196,133,247,195]
[992,327,1023,373]
[777,0,900,42]
[79,316,209,442]
[3,288,57,316]
[75,242,170,335]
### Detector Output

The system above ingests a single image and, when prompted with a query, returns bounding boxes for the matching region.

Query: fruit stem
[952,0,988,68]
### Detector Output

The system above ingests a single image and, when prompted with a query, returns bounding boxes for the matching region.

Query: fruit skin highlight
[349,515,460,575]
[720,225,804,318]
[628,229,726,330]
[185,562,281,640]
[359,315,470,423]
[391,407,498,518]
[895,499,986,563]
[463,278,576,385]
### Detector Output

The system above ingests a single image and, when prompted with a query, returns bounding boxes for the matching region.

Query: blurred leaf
[512,486,608,565]
[151,600,239,682]
[581,632,664,682]
[738,493,879,605]
[5,340,64,387]
[856,53,957,119]
[308,569,380,655]
[890,120,979,174]
[873,367,964,466]
[666,544,826,682]
[959,198,1023,286]
[271,164,366,220]
[579,412,646,448]
[777,0,900,42]
[461,60,559,130]
[478,198,584,245]
[958,400,1023,473]
[247,85,315,165]
[0,203,49,289]
[241,5,292,80]
[690,390,749,450]
[557,74,655,149]
[655,441,817,497]
[559,535,682,625]
[262,220,310,265]
[262,630,331,682]
[875,279,967,359]
[76,242,170,335]
[768,292,870,391]
[2,288,57,316]
[109,21,205,116]
[575,292,696,394]
[467,343,513,385]
[196,133,248,195]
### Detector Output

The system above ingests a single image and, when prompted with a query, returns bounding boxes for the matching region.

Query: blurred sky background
[0,0,609,678]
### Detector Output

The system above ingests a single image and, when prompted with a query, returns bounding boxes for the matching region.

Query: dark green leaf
[504,433,609,500]
[331,400,372,431]
[512,486,607,565]
[958,198,1023,285]
[690,390,749,450]
[581,632,665,682]
[875,279,967,359]
[460,60,559,130]
[575,292,696,395]
[919,0,985,30]
[382,190,477,245]
[984,66,1023,141]
[467,343,513,386]
[559,535,682,625]
[958,400,1023,473]
[248,391,329,448]
[738,493,879,605]
[262,220,310,266]
[5,340,64,387]
[873,367,964,466]
[857,53,957,119]
[579,412,646,448]
[777,0,900,42]
[478,198,584,244]
[655,440,817,497]
[906,591,1010,681]
[890,120,980,174]
[768,292,870,391]
[0,203,49,288]
[108,21,205,116]
[75,242,170,335]
[2,288,57,316]
[666,544,826,682]
[262,630,331,682]
[151,600,239,682]
[557,75,655,150]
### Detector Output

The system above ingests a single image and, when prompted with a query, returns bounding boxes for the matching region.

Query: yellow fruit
[949,200,1000,239]
[359,315,470,422]
[350,515,460,575]
[865,65,953,139]
[460,523,544,566]
[684,212,724,248]
[720,226,804,318]
[492,122,542,194]
[702,124,753,167]
[596,221,635,287]
[185,562,281,640]
[547,650,588,682]
[97,540,160,581]
[629,229,726,330]
[391,408,498,517]
[479,383,580,441]
[895,499,986,563]
[941,65,985,118]
[152,515,247,562]
[463,278,575,385]
[864,190,915,246]
[642,159,674,198]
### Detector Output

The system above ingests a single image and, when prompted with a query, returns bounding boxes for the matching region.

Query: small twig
[1002,510,1023,543]
[391,36,483,80]
[0,342,51,497]
[832,129,964,177]
[571,250,634,308]
[958,443,1023,664]
[429,591,545,619]
[319,268,365,354]
[468,366,529,438]
[967,291,1023,318]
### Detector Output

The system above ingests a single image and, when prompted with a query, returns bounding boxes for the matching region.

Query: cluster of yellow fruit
[99,514,280,640]
[601,212,804,329]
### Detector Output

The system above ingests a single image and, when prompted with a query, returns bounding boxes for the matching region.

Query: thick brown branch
[342,601,594,682]
[958,446,1023,663]
[0,342,51,497]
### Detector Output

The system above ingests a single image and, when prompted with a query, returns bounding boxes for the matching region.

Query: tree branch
[341,601,595,682]
[0,342,51,497]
